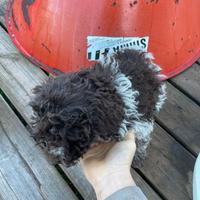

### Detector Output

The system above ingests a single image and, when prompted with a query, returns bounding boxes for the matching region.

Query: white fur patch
[100,52,167,166]
[157,74,168,80]
[156,83,167,112]
[133,120,154,154]
[100,56,142,137]
[144,52,155,60]
[101,53,166,139]
[145,52,167,111]
[49,147,65,157]
[114,72,141,137]
[133,120,154,139]
[145,53,162,73]
[149,64,162,72]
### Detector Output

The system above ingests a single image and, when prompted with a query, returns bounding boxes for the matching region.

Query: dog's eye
[41,107,45,113]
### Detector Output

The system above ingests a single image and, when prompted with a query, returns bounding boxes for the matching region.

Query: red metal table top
[6,0,200,79]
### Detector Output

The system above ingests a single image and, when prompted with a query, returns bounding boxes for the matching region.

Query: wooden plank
[170,63,200,104]
[156,82,200,155]
[61,164,96,200]
[0,25,162,200]
[0,28,47,122]
[140,124,195,200]
[0,96,77,200]
[0,0,7,25]
[131,170,162,200]
[0,172,19,200]
[0,124,44,200]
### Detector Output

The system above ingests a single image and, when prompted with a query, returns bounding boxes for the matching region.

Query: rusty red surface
[6,0,200,79]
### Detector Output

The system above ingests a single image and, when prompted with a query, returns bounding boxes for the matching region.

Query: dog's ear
[30,85,46,117]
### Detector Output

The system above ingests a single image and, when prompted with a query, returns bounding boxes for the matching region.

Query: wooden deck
[0,1,200,199]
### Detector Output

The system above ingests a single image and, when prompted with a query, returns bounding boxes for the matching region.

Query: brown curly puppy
[30,49,166,167]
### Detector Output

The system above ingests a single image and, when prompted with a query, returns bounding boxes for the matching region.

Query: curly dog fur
[30,49,166,167]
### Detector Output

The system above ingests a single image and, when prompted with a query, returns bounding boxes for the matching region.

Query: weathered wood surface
[130,169,162,200]
[0,0,7,26]
[0,28,47,122]
[61,164,97,200]
[156,82,200,155]
[141,124,195,200]
[0,96,77,200]
[0,26,196,200]
[0,26,163,200]
[170,63,200,105]
[0,124,44,200]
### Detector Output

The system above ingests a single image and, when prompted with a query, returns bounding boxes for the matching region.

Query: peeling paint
[112,1,117,7]
[150,0,159,3]
[21,0,35,28]
[129,1,138,7]
[175,0,180,4]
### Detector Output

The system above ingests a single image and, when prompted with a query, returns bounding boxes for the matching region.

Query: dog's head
[30,66,124,166]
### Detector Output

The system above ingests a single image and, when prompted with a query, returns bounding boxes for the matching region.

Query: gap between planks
[169,63,200,106]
